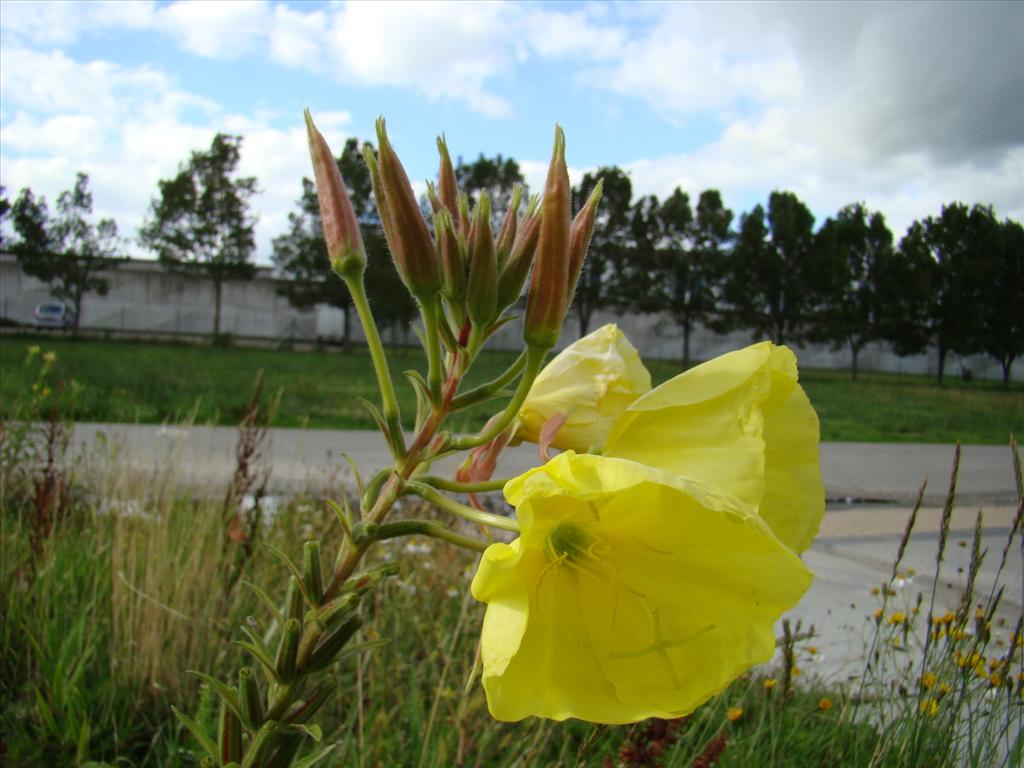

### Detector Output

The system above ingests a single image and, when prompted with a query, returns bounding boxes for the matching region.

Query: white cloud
[156,0,271,60]
[268,4,328,69]
[0,0,155,46]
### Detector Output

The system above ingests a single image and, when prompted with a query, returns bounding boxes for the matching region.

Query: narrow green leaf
[283,722,323,742]
[186,671,244,723]
[241,580,284,629]
[323,498,352,540]
[291,744,337,768]
[231,640,282,686]
[171,705,217,759]
[265,544,312,605]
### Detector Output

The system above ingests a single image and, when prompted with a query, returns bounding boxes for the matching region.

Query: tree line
[3,133,1021,385]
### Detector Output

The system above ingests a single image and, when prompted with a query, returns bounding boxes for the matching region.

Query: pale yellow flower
[471,451,811,723]
[727,707,744,722]
[603,341,824,553]
[517,324,650,452]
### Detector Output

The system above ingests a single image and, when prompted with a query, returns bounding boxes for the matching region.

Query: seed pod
[498,200,541,310]
[433,209,466,305]
[495,184,522,270]
[303,541,324,606]
[275,618,301,683]
[306,614,364,672]
[239,666,264,730]
[524,126,570,350]
[466,193,498,328]
[218,699,243,765]
[304,110,366,279]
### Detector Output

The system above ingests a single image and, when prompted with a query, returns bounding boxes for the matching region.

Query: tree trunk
[682,318,692,369]
[70,291,83,338]
[213,279,223,337]
[1003,358,1012,389]
[343,302,352,349]
[850,340,859,382]
[936,343,946,386]
[577,305,591,339]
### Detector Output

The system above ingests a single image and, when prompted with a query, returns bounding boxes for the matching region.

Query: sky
[1,0,1022,264]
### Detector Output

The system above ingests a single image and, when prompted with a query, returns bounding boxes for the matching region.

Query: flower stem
[376,520,489,552]
[404,481,519,533]
[450,345,547,450]
[450,350,527,410]
[344,274,406,458]
[420,476,512,494]
[420,293,444,402]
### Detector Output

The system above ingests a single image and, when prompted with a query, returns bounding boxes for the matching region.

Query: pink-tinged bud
[304,109,366,278]
[436,135,459,214]
[523,126,570,350]
[425,181,444,214]
[497,201,540,310]
[373,117,441,297]
[567,179,603,300]
[433,208,466,304]
[457,192,471,241]
[466,193,498,327]
[495,183,522,270]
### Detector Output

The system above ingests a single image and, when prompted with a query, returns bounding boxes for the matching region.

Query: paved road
[69,423,1021,683]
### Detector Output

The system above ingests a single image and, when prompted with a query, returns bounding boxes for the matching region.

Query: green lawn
[1,333,1021,443]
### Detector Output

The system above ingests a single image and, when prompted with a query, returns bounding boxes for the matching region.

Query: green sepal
[241,581,284,630]
[219,698,243,764]
[303,541,324,606]
[239,666,264,730]
[171,705,217,760]
[350,521,379,546]
[275,619,302,683]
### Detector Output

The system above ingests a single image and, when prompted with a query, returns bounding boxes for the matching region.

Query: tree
[631,188,731,367]
[455,153,526,212]
[812,204,895,380]
[9,173,121,333]
[569,167,633,337]
[978,215,1024,387]
[0,185,11,249]
[140,133,258,337]
[273,138,415,344]
[720,192,817,345]
[890,204,990,385]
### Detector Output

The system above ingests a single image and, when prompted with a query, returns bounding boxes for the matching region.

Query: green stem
[450,350,527,410]
[420,293,444,402]
[420,476,512,494]
[450,345,547,451]
[376,520,488,553]
[344,274,406,459]
[404,481,519,533]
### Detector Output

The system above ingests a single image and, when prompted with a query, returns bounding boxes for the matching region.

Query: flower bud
[524,126,570,350]
[433,208,466,305]
[302,540,323,606]
[457,192,472,241]
[497,198,540,310]
[567,179,603,300]
[517,324,650,452]
[239,666,264,729]
[466,193,498,327]
[372,117,441,297]
[304,109,366,279]
[436,134,459,214]
[495,184,522,270]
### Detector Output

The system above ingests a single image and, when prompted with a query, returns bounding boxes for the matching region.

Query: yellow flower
[763,678,777,691]
[471,451,812,723]
[727,707,744,722]
[603,341,824,553]
[870,586,880,596]
[937,682,952,697]
[817,698,832,711]
[920,672,937,689]
[919,698,940,717]
[887,611,907,626]
[517,324,651,452]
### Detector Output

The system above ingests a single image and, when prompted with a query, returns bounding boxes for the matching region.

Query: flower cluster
[473,328,825,722]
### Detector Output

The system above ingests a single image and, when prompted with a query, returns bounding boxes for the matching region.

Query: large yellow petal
[604,342,823,553]
[517,324,651,452]
[476,452,812,723]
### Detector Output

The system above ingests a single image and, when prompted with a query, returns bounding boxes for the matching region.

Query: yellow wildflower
[517,324,650,452]
[727,707,744,722]
[817,698,832,711]
[887,612,907,626]
[870,586,880,596]
[920,672,937,689]
[764,678,777,691]
[807,646,818,655]
[603,342,824,553]
[792,666,802,677]
[919,698,940,717]
[471,451,812,723]
[42,351,57,364]
[937,682,952,697]
[873,608,883,621]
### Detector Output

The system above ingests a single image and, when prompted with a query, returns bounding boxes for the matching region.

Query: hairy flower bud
[304,109,366,278]
[436,134,459,214]
[433,208,466,305]
[497,199,541,310]
[496,184,522,270]
[372,117,441,297]
[524,126,570,350]
[567,179,603,300]
[466,193,498,327]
